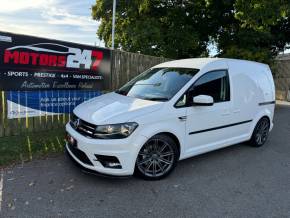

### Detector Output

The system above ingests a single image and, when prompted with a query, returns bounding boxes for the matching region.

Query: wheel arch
[138,131,182,160]
[250,111,272,137]
[156,132,181,160]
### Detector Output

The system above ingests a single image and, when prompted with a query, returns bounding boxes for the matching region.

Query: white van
[66,58,275,180]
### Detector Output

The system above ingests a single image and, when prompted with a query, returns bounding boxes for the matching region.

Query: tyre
[249,117,270,147]
[135,134,179,180]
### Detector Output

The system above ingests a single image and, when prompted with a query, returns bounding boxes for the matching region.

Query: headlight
[94,122,138,139]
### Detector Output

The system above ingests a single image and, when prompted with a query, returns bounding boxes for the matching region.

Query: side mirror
[192,95,214,106]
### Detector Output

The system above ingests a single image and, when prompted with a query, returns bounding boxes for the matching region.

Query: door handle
[178,116,187,121]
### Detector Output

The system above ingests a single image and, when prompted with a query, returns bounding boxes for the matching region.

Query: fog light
[107,162,122,168]
[95,154,122,169]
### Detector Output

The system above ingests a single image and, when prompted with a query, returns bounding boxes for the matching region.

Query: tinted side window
[190,70,230,103]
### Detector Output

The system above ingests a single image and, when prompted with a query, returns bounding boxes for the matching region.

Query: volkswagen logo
[73,118,80,128]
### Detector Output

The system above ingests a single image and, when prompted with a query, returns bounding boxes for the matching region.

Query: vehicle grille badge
[73,118,80,128]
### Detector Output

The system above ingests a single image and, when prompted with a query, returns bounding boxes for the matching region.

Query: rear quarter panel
[227,61,275,137]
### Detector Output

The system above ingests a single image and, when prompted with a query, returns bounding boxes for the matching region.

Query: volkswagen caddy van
[66,58,275,180]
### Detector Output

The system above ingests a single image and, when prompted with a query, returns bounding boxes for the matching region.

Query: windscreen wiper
[115,89,127,95]
[134,83,162,87]
[144,97,169,102]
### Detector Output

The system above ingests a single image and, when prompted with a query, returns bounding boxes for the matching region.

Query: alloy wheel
[254,118,270,146]
[136,138,175,178]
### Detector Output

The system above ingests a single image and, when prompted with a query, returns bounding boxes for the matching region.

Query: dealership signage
[0,31,111,119]
[0,31,111,90]
[6,90,101,119]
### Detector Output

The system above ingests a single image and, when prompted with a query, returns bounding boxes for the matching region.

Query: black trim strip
[189,119,253,135]
[259,101,275,106]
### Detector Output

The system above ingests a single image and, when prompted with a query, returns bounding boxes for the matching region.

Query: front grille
[70,113,97,138]
[67,142,93,166]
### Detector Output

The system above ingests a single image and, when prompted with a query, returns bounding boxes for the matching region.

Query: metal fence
[0,91,70,137]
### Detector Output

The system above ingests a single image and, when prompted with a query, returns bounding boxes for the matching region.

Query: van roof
[152,58,268,69]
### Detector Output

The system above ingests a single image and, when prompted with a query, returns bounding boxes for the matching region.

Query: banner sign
[7,90,101,119]
[0,31,111,91]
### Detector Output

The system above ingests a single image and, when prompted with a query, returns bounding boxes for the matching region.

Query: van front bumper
[65,123,147,176]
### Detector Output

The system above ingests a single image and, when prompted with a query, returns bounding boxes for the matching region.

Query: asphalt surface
[1,104,290,218]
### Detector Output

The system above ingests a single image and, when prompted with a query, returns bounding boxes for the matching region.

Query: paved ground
[1,104,290,218]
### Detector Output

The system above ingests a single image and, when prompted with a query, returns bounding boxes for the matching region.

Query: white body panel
[66,58,275,176]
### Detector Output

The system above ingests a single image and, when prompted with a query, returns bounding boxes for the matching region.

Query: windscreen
[115,68,199,101]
